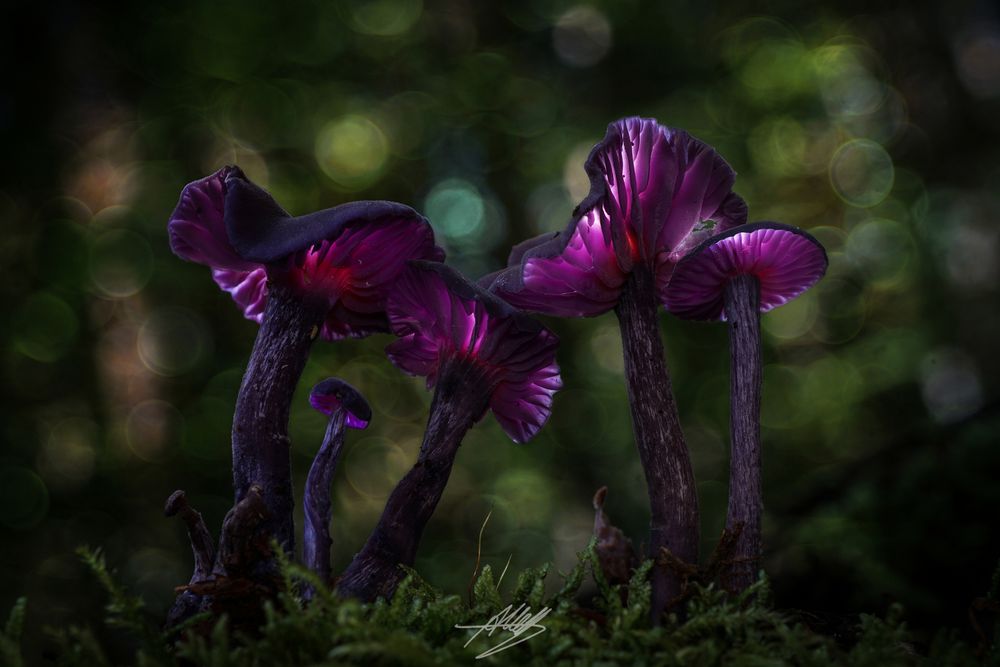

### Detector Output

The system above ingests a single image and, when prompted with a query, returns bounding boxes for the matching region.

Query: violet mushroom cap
[386,260,563,443]
[486,116,748,315]
[309,378,372,430]
[663,222,829,320]
[168,167,446,338]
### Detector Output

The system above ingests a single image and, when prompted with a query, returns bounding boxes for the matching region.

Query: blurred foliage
[9,542,992,666]
[2,0,1000,661]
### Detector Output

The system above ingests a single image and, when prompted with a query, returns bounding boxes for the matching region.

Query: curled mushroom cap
[168,167,445,339]
[488,117,747,316]
[308,378,372,430]
[664,222,829,321]
[385,261,562,443]
[168,166,258,272]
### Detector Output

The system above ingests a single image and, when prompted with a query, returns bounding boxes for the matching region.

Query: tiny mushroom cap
[168,167,445,339]
[163,489,191,518]
[663,222,829,321]
[386,261,562,444]
[308,378,372,430]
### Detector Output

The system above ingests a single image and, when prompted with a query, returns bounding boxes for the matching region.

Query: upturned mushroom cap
[488,117,748,317]
[385,261,562,443]
[663,222,828,321]
[308,378,372,430]
[167,167,445,339]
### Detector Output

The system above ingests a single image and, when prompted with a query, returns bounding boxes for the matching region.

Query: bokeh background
[3,0,999,658]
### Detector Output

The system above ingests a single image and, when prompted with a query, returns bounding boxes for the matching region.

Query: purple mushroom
[487,117,747,617]
[303,378,371,589]
[163,490,216,627]
[336,261,562,601]
[168,167,444,552]
[664,222,827,592]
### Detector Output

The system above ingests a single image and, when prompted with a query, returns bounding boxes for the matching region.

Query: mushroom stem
[337,359,492,601]
[232,282,327,555]
[303,410,347,590]
[614,264,698,621]
[722,273,763,592]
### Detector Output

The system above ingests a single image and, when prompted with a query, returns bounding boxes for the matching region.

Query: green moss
[6,544,992,666]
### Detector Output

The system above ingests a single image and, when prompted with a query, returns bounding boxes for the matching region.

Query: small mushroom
[164,490,216,584]
[336,261,562,601]
[303,378,371,589]
[592,487,637,589]
[168,168,443,552]
[663,221,828,592]
[163,490,216,629]
[486,117,747,618]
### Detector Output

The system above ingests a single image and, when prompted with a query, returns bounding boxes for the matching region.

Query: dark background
[2,0,999,659]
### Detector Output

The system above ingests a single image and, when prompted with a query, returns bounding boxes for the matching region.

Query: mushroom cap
[589,116,748,266]
[490,117,747,318]
[385,261,562,443]
[308,378,372,430]
[167,167,445,340]
[486,208,627,317]
[663,222,828,321]
[222,174,426,264]
[163,490,189,517]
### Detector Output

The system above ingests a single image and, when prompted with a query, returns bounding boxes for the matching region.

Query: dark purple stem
[232,281,327,554]
[615,265,699,621]
[722,274,762,592]
[337,359,491,601]
[303,411,347,587]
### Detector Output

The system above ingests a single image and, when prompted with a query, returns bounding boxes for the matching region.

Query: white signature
[455,604,552,659]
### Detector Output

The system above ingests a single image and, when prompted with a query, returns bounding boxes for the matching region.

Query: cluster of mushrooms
[165,117,827,628]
